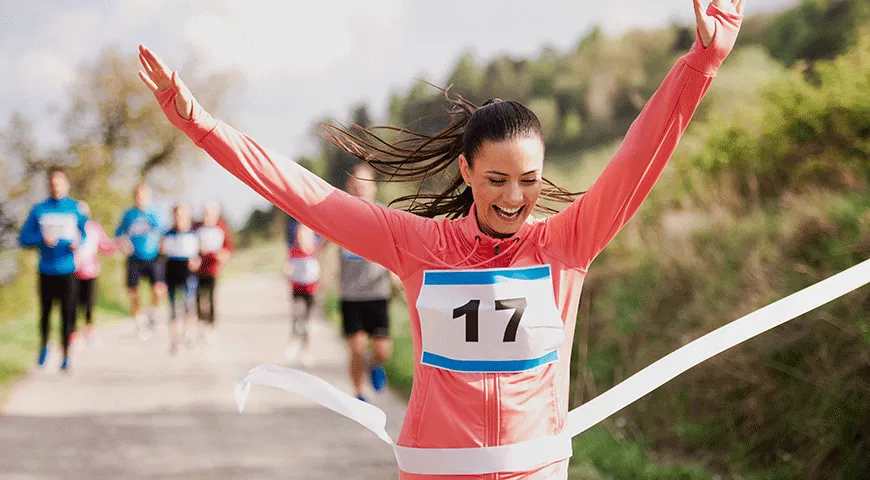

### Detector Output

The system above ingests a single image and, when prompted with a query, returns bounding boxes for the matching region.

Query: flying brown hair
[321,88,582,219]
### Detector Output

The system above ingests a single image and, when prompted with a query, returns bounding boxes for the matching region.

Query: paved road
[0,273,407,479]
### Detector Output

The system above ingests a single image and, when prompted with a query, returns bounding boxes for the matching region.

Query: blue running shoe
[356,394,367,403]
[370,365,387,392]
[60,357,69,371]
[37,347,48,367]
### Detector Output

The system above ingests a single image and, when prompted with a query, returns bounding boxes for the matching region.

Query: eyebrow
[485,170,539,176]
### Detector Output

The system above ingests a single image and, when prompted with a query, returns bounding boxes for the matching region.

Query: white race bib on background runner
[39,213,79,242]
[128,217,154,237]
[290,257,320,285]
[198,226,225,253]
[416,265,564,373]
[164,233,199,258]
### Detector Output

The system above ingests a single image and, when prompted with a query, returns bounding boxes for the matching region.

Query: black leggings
[39,273,77,358]
[197,276,217,325]
[77,277,96,327]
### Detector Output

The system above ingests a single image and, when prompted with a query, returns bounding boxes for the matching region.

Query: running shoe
[85,325,95,343]
[136,315,152,340]
[60,357,69,371]
[370,365,387,392]
[69,331,78,345]
[37,347,48,367]
[356,394,367,403]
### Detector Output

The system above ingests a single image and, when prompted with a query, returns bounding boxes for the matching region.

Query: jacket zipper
[490,241,510,480]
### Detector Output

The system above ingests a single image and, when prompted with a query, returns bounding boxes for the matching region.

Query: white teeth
[495,206,522,218]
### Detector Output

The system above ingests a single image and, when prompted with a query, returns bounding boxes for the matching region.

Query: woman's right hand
[137,45,194,121]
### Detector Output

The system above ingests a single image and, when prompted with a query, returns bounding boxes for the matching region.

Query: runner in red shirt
[195,200,234,342]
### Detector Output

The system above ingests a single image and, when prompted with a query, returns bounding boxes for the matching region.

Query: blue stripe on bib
[423,265,551,285]
[421,350,559,372]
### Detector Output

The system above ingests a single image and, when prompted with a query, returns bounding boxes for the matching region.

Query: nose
[505,183,523,205]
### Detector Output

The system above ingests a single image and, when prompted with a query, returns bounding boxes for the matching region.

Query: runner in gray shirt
[340,163,399,402]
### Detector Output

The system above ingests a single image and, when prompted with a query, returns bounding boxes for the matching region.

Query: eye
[521,179,539,186]
[488,178,506,186]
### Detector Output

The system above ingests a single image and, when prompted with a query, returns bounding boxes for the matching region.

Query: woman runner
[162,203,201,354]
[283,222,323,367]
[73,201,117,343]
[138,1,744,477]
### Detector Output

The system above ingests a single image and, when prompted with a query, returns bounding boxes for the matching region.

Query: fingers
[139,44,171,78]
[138,70,159,92]
[138,52,155,78]
[735,0,745,15]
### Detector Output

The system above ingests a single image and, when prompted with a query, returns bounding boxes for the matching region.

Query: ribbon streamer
[236,259,870,474]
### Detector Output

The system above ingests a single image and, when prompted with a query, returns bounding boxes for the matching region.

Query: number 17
[453,297,527,343]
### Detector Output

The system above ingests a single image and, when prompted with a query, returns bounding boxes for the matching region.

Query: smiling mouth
[493,205,524,221]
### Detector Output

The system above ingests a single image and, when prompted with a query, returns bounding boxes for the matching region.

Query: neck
[476,218,513,240]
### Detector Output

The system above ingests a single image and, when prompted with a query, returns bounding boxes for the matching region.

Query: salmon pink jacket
[154,6,740,478]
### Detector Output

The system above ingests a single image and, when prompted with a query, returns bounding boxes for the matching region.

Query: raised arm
[137,47,435,277]
[545,1,743,270]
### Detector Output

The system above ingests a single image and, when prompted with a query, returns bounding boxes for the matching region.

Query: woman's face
[459,136,544,238]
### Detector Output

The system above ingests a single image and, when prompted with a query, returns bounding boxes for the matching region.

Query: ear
[458,154,472,187]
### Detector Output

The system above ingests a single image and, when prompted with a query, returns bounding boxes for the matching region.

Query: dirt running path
[0,273,407,479]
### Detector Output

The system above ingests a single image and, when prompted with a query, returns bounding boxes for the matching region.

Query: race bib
[290,257,320,284]
[164,232,199,258]
[416,265,563,373]
[129,217,154,237]
[198,226,225,253]
[39,213,78,242]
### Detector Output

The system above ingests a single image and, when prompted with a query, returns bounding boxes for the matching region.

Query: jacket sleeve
[114,212,129,238]
[543,5,741,270]
[152,92,437,277]
[18,207,43,248]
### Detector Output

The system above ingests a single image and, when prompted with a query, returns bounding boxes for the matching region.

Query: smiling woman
[138,1,744,478]
[321,97,580,238]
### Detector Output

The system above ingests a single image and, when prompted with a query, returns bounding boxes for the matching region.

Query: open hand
[137,45,194,120]
[695,0,745,48]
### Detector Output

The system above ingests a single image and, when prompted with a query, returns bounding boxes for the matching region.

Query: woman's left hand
[695,0,745,48]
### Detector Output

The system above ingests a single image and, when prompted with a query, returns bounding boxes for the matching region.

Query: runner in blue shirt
[18,167,88,370]
[115,184,165,338]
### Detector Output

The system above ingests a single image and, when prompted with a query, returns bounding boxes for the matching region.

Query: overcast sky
[0,0,799,227]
